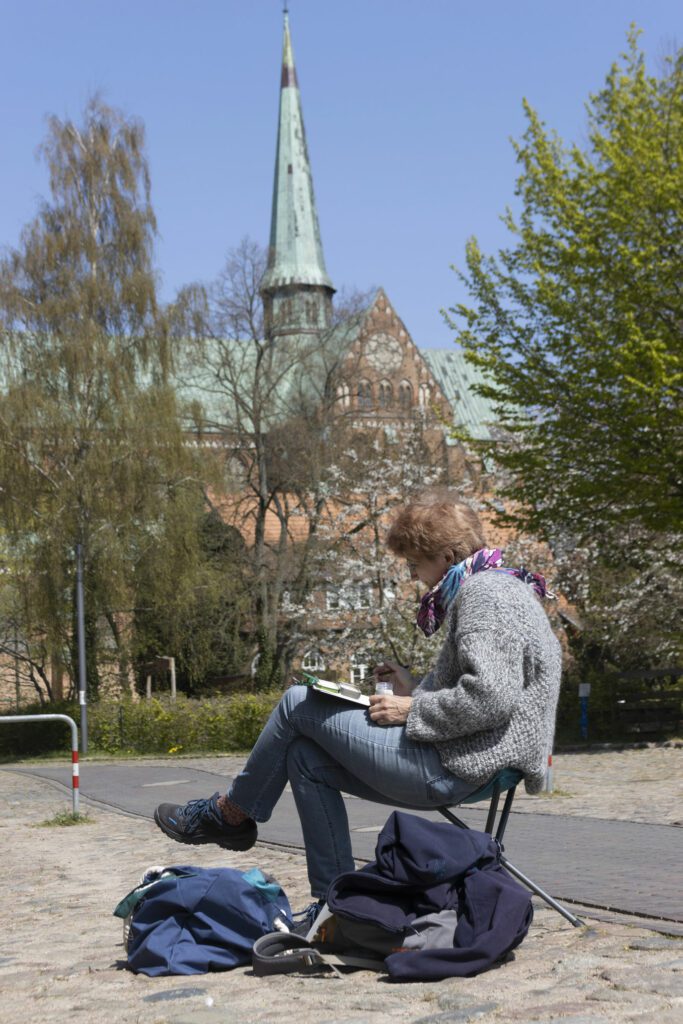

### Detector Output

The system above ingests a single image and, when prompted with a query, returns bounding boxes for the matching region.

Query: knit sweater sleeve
[406,628,524,742]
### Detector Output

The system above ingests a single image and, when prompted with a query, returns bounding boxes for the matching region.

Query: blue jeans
[228,685,478,898]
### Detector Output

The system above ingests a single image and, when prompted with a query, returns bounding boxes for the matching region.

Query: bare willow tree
[0,97,205,701]
[174,238,376,685]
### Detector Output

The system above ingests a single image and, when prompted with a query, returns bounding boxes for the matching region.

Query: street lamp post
[75,542,88,753]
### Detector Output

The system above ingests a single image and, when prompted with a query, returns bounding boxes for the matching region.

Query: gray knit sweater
[406,570,562,795]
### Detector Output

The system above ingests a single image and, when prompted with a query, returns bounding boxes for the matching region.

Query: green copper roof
[260,14,334,295]
[176,313,366,433]
[422,348,497,440]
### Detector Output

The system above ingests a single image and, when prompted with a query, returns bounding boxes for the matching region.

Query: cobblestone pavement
[1,753,681,1024]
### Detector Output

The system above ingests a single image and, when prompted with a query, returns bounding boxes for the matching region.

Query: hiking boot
[154,792,257,851]
[290,900,326,937]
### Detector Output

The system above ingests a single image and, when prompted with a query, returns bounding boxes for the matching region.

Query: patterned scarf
[416,547,551,637]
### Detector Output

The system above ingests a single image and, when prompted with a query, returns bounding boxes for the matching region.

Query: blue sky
[0,1,679,348]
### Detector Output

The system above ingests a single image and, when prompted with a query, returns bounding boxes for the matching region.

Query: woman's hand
[372,660,417,696]
[368,694,413,726]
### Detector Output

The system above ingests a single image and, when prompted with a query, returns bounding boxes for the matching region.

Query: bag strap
[252,932,330,976]
[252,931,387,977]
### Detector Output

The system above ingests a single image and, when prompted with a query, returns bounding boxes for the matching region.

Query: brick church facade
[255,12,495,486]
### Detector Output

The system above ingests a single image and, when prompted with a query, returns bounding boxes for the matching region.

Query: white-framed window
[349,654,368,686]
[302,649,326,673]
[326,584,373,611]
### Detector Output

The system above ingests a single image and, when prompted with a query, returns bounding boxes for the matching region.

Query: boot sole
[153,809,257,851]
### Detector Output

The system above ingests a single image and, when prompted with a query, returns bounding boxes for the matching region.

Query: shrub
[0,700,79,758]
[0,692,280,758]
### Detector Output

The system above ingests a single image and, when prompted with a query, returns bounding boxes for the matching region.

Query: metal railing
[0,714,80,815]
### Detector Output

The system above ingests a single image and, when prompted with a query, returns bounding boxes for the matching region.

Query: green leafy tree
[0,97,209,699]
[451,31,681,542]
[449,31,682,671]
[133,506,250,694]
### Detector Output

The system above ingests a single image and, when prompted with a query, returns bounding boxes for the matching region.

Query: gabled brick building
[195,13,502,687]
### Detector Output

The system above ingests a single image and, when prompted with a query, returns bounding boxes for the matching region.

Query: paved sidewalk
[1,750,682,1024]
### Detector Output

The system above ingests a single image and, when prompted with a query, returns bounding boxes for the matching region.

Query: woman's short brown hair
[386,496,486,563]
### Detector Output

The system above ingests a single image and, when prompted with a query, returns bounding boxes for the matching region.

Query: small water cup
[375,681,394,696]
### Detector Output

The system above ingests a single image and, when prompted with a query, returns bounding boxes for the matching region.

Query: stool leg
[500,854,585,927]
[484,784,501,834]
[495,786,516,843]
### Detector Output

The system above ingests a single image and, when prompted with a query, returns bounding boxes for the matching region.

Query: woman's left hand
[368,694,413,726]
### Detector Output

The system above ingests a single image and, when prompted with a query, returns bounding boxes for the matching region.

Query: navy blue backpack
[114,866,292,977]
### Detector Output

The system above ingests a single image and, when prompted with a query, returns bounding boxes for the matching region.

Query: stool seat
[460,768,523,804]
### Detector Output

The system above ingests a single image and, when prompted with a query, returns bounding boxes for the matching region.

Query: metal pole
[500,854,584,927]
[75,543,88,753]
[14,622,21,711]
[0,714,80,816]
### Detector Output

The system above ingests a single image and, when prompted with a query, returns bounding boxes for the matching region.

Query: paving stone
[628,936,683,950]
[436,993,498,1012]
[600,965,683,996]
[411,1007,498,1024]
[143,986,208,1002]
[527,1018,609,1024]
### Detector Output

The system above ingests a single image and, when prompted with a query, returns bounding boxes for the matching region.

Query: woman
[154,496,561,912]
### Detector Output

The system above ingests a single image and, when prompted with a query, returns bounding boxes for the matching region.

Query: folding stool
[437,769,584,927]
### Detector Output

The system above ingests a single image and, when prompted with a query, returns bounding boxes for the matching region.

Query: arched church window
[336,382,351,409]
[399,380,413,409]
[418,383,431,407]
[378,380,393,408]
[357,379,373,409]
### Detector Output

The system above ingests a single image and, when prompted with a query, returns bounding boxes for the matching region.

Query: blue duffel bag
[114,865,293,976]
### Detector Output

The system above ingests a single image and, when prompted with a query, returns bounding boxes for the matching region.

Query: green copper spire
[261,12,334,336]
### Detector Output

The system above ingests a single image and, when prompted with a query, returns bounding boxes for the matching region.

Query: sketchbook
[298,674,371,707]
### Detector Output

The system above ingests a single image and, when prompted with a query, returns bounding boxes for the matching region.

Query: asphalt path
[8,761,681,923]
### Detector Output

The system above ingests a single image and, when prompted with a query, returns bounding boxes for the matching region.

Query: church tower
[260,12,335,338]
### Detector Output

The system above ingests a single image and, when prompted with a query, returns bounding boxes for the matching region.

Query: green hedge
[0,699,80,758]
[0,692,280,758]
